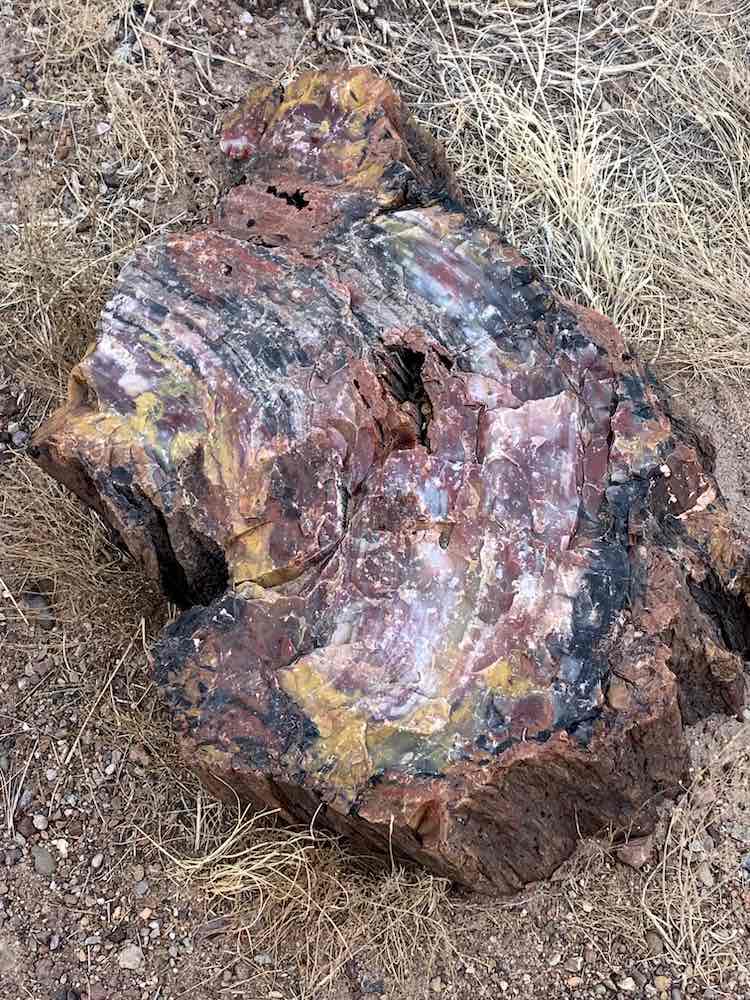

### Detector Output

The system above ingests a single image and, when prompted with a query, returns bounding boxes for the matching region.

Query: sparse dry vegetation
[324,0,750,380]
[1,1,749,997]
[153,804,458,998]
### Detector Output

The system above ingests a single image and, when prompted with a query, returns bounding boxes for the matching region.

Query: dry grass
[0,455,163,646]
[326,0,750,381]
[2,0,750,997]
[1,220,131,401]
[0,0,199,644]
[641,726,750,987]
[145,796,460,999]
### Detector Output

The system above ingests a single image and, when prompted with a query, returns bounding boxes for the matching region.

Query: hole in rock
[380,346,431,447]
[266,184,310,209]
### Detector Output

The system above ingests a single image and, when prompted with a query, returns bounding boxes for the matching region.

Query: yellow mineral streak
[230,522,280,585]
[480,657,534,697]
[280,642,540,799]
[170,429,201,464]
[448,696,477,730]
[131,392,163,442]
[279,658,372,792]
[403,698,451,735]
[260,68,404,200]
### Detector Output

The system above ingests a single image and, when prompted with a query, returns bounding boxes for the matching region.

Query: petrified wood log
[32,69,750,892]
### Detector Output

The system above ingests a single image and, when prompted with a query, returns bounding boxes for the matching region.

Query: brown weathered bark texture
[32,69,750,892]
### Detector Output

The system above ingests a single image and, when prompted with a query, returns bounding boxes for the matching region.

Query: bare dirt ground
[1,2,749,999]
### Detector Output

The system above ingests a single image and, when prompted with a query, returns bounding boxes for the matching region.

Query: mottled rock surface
[32,69,750,892]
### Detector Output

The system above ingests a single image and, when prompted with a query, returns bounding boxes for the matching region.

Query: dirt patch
[669,378,750,539]
[1,1,749,999]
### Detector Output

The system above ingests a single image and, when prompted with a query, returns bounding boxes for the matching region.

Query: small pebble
[654,976,671,992]
[619,978,637,993]
[21,593,55,629]
[51,839,69,859]
[91,852,104,871]
[118,943,145,970]
[565,956,584,973]
[32,814,48,831]
[254,952,273,967]
[31,846,56,876]
[616,835,653,870]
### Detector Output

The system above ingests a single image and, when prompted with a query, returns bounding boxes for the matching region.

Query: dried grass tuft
[149,798,460,999]
[641,728,750,987]
[550,724,750,987]
[22,0,128,74]
[0,220,126,401]
[0,0,193,647]
[0,456,164,647]
[325,0,750,382]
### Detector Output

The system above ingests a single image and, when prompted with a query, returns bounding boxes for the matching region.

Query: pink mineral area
[219,133,254,159]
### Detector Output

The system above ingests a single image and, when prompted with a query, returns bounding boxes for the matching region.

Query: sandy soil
[1,3,749,1000]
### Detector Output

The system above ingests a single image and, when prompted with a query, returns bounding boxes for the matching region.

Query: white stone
[118,943,144,971]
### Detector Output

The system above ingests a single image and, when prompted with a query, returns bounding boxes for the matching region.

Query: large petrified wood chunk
[32,69,750,893]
